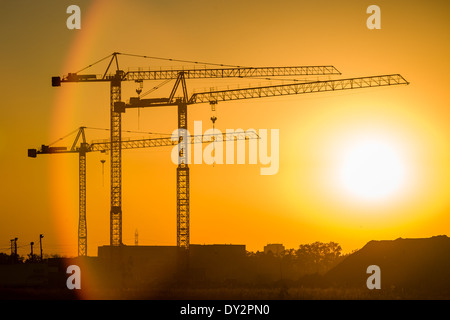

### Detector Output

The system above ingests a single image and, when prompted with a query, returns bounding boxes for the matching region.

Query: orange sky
[1,0,450,257]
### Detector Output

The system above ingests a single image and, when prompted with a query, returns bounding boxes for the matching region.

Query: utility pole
[135,229,138,246]
[39,234,44,261]
[14,237,18,261]
[30,242,34,258]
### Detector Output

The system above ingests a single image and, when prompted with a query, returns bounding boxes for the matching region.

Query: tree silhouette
[0,253,10,264]
[25,253,40,263]
[296,241,342,274]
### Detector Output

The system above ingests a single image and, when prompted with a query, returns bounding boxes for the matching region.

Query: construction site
[4,0,450,305]
[0,52,406,297]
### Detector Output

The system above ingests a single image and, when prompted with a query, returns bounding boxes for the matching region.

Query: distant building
[264,243,285,256]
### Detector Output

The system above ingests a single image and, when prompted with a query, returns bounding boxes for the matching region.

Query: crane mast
[79,143,88,255]
[175,73,190,249]
[110,73,123,246]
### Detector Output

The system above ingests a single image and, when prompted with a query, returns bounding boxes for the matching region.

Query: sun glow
[338,138,408,201]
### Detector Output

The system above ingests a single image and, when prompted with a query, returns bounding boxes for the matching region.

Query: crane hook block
[52,77,61,87]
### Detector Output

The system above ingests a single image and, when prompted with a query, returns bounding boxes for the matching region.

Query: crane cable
[71,52,320,84]
[119,52,319,83]
[139,78,173,98]
[71,52,243,76]
[136,78,174,129]
[117,52,330,83]
[74,53,115,74]
[48,127,81,147]
[85,127,172,137]
[117,52,244,68]
[48,127,172,145]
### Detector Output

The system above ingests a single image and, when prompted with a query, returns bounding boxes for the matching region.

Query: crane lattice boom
[55,66,341,84]
[189,74,409,104]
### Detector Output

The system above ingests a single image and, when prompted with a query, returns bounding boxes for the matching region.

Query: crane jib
[188,74,409,104]
[51,65,342,86]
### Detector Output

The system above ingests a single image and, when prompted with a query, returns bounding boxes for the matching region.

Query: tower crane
[28,126,257,256]
[117,73,409,250]
[51,52,409,250]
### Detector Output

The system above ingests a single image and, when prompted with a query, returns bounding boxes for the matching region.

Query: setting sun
[337,137,408,201]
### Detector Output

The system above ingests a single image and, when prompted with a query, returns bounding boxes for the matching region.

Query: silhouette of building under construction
[96,244,247,286]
